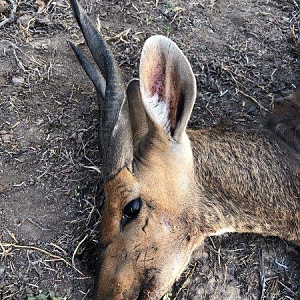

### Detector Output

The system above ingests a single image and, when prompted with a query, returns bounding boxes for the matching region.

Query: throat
[210,227,236,236]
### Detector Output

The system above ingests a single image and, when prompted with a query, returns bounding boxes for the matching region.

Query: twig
[222,64,269,94]
[174,263,198,299]
[0,242,83,275]
[72,234,88,271]
[238,90,268,112]
[0,0,17,28]
[277,281,298,296]
[83,165,102,174]
[12,47,26,72]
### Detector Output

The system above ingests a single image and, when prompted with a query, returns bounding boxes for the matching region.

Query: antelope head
[70,0,209,298]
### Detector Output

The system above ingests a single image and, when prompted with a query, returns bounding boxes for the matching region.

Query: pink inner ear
[141,49,184,134]
[140,36,195,138]
[149,59,181,132]
[152,62,164,97]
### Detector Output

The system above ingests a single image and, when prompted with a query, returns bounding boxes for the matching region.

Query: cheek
[99,214,120,243]
[170,252,189,278]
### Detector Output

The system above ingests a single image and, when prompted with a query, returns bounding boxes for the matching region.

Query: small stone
[1,133,13,142]
[70,132,77,139]
[36,118,44,125]
[0,0,9,13]
[12,76,24,86]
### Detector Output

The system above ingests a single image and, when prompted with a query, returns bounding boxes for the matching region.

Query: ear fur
[127,79,149,149]
[139,35,196,142]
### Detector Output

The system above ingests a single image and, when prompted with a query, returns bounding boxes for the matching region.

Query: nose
[137,290,148,300]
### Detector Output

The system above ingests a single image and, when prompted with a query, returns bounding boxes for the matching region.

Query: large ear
[139,35,196,142]
[127,79,148,149]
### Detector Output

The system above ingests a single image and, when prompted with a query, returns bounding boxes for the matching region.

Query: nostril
[136,290,146,300]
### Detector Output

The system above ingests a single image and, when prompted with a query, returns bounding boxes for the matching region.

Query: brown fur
[266,91,300,152]
[189,125,300,242]
[74,30,300,299]
[95,97,300,299]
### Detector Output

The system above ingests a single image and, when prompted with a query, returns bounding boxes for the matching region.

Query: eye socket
[121,198,142,228]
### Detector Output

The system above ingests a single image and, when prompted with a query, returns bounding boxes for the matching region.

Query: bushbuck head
[70,0,300,298]
[70,0,208,298]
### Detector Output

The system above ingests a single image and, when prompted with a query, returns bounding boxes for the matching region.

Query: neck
[188,127,300,245]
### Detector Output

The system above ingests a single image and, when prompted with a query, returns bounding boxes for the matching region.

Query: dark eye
[121,198,142,228]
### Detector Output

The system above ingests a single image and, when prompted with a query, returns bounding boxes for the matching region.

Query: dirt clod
[0,0,8,13]
[12,76,24,86]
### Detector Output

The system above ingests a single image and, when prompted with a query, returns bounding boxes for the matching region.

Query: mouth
[136,275,157,300]
[136,289,157,300]
[137,291,147,300]
[136,289,167,300]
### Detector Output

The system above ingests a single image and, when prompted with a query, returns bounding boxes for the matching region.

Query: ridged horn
[70,0,133,180]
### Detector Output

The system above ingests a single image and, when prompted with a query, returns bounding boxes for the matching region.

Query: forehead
[104,160,192,215]
[104,168,140,205]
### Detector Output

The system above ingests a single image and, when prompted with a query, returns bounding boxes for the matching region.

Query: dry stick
[1,242,83,275]
[222,65,269,94]
[72,234,89,272]
[0,0,17,28]
[221,65,268,111]
[238,90,268,112]
[277,281,298,297]
[174,263,198,300]
[259,250,266,300]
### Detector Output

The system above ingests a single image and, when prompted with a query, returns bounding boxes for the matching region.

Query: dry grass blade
[0,241,83,275]
[72,234,89,272]
[238,90,268,112]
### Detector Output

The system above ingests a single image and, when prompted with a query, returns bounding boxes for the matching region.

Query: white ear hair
[139,35,196,142]
[144,93,170,133]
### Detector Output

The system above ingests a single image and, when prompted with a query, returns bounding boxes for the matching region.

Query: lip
[136,290,152,300]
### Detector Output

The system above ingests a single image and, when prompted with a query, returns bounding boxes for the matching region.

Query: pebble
[36,0,45,12]
[2,133,13,142]
[0,0,9,13]
[12,76,24,86]
[36,15,51,25]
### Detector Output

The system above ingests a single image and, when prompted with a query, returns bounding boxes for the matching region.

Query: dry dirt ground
[0,0,300,299]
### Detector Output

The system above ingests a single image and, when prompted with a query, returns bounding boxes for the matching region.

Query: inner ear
[139,35,196,141]
[140,46,184,135]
